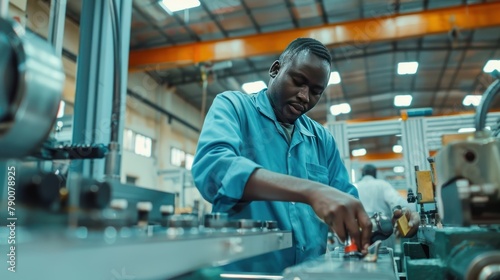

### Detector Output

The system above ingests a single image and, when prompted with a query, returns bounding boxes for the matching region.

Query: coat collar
[253,89,315,137]
[361,175,376,181]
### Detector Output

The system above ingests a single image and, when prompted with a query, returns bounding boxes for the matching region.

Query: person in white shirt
[356,164,414,248]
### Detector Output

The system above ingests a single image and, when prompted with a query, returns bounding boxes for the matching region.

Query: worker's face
[267,50,330,124]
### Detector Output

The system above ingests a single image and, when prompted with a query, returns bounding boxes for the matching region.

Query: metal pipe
[127,89,200,133]
[200,68,208,124]
[48,0,67,57]
[57,48,200,135]
[109,0,121,144]
[105,0,122,179]
[0,0,8,19]
[44,0,67,153]
[475,78,500,132]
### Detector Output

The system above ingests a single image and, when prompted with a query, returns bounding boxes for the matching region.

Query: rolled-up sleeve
[192,93,262,212]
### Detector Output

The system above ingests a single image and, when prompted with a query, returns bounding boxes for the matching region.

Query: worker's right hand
[306,186,372,253]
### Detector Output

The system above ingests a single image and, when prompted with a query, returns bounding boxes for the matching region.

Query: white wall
[126,72,202,204]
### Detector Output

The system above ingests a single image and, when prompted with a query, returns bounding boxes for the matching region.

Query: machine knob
[230,219,263,230]
[110,199,128,211]
[159,205,174,227]
[166,214,199,228]
[204,212,229,228]
[18,172,63,207]
[264,220,278,230]
[160,205,174,217]
[79,179,111,209]
[136,201,153,227]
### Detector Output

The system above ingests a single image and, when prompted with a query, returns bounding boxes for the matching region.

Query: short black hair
[279,38,332,66]
[362,164,377,178]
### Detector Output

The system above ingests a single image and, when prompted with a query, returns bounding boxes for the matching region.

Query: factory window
[125,175,137,184]
[171,147,185,167]
[123,129,153,157]
[135,134,153,157]
[185,153,194,170]
[123,129,134,151]
[171,147,194,170]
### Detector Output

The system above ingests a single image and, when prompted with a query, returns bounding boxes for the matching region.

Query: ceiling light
[329,103,351,116]
[483,60,500,73]
[393,166,405,173]
[462,95,482,106]
[159,0,200,12]
[328,71,341,85]
[241,81,266,94]
[397,61,419,75]
[458,127,476,133]
[394,95,412,107]
[458,126,490,133]
[351,148,366,157]
[392,144,403,153]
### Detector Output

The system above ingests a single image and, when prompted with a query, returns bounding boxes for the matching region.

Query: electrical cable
[105,0,123,179]
[109,0,122,144]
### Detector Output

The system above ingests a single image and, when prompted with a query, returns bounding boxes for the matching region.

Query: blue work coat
[192,89,358,273]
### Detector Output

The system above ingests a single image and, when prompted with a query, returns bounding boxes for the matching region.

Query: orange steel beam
[129,2,500,72]
[350,152,403,161]
[345,108,500,123]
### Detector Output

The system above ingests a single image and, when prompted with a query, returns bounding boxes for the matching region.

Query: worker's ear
[269,60,280,78]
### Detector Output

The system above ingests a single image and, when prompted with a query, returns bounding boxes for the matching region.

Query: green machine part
[405,227,500,280]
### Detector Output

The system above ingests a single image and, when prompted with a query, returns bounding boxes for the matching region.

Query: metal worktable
[0,227,292,280]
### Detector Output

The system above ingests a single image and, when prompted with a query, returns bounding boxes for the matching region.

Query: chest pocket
[306,163,329,185]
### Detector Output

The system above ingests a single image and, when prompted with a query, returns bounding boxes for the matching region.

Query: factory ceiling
[65,0,500,156]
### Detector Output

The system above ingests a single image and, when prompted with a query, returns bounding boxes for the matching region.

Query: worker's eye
[310,87,323,96]
[312,90,322,96]
[292,77,305,87]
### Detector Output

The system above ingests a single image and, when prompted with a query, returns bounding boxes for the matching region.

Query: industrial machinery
[0,9,292,280]
[402,77,500,280]
[282,77,500,280]
[283,215,400,280]
[283,242,399,280]
[0,15,64,159]
[2,0,500,278]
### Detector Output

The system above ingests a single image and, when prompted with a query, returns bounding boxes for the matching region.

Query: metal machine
[281,77,500,280]
[282,243,399,280]
[0,16,65,158]
[2,0,500,278]
[402,77,500,280]
[0,8,292,280]
[282,216,400,280]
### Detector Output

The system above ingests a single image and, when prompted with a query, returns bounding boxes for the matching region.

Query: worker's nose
[297,87,310,103]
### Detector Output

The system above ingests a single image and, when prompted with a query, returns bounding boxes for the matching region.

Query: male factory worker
[356,164,417,248]
[192,38,417,274]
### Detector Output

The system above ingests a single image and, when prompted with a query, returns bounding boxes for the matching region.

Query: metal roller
[0,18,65,158]
[448,241,500,280]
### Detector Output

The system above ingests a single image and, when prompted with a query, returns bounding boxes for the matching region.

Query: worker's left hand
[392,208,420,238]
